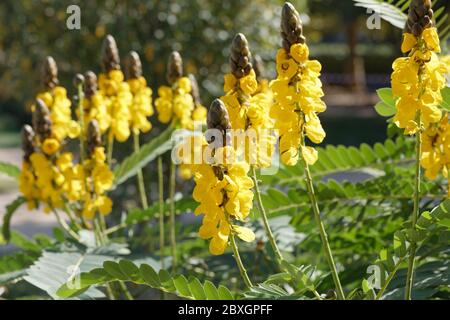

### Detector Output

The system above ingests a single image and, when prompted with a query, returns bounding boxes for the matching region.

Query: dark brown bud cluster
[230,33,252,79]
[83,71,98,98]
[41,56,59,90]
[281,2,306,51]
[188,74,202,106]
[207,99,231,146]
[253,54,265,80]
[125,51,143,80]
[22,125,36,161]
[101,35,121,72]
[87,120,102,156]
[405,0,434,37]
[32,99,52,141]
[166,51,183,85]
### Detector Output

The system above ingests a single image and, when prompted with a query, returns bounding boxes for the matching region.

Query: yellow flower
[128,76,153,134]
[42,138,60,155]
[422,27,441,53]
[290,43,309,63]
[239,70,258,95]
[224,74,237,92]
[401,33,417,53]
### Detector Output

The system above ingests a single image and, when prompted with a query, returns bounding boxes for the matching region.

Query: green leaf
[393,231,407,257]
[103,261,128,280]
[188,278,206,300]
[203,280,220,300]
[374,101,396,117]
[2,196,26,242]
[173,275,191,297]
[218,285,234,300]
[0,161,20,179]
[113,126,175,186]
[118,259,141,283]
[140,264,161,287]
[440,87,450,111]
[376,88,396,107]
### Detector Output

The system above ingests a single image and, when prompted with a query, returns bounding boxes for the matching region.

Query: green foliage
[0,161,20,179]
[56,259,234,300]
[1,196,26,242]
[113,126,174,186]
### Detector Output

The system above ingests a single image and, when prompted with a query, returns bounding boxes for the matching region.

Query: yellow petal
[301,146,318,165]
[234,226,255,242]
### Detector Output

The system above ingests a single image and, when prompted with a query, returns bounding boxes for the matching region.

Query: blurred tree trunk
[346,21,366,93]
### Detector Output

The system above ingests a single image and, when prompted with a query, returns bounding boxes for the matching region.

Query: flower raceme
[392,27,447,135]
[190,99,255,255]
[98,35,132,142]
[270,8,326,166]
[155,51,206,130]
[221,33,275,168]
[126,51,154,135]
[421,114,450,196]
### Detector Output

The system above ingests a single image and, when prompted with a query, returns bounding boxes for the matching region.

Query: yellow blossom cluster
[392,27,447,134]
[98,70,133,142]
[192,145,255,255]
[221,69,276,168]
[270,43,326,166]
[82,90,110,135]
[36,87,80,143]
[421,114,450,196]
[128,76,154,135]
[155,77,201,130]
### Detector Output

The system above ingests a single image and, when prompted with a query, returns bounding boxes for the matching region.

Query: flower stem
[251,166,283,262]
[169,161,177,270]
[133,133,148,209]
[302,156,345,300]
[158,156,165,269]
[405,112,422,300]
[229,233,253,289]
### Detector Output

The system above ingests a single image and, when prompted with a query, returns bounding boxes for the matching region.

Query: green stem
[118,281,134,300]
[302,155,345,300]
[169,161,177,270]
[158,156,165,269]
[376,256,406,300]
[53,209,80,241]
[251,166,283,262]
[229,233,253,289]
[405,112,422,300]
[133,133,148,209]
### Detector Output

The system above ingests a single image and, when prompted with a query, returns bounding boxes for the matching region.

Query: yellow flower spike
[224,74,237,92]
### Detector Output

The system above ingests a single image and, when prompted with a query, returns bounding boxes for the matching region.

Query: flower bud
[281,2,306,51]
[125,51,142,80]
[83,71,98,98]
[73,73,85,88]
[188,74,202,106]
[32,99,52,141]
[22,125,35,161]
[405,0,434,37]
[87,120,102,156]
[230,33,252,79]
[101,34,121,72]
[41,56,59,90]
[166,51,183,85]
[253,54,265,79]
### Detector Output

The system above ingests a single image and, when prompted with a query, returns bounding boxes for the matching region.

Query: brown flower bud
[207,99,231,149]
[101,34,121,72]
[73,73,85,88]
[41,56,59,90]
[125,51,142,80]
[32,99,52,141]
[22,125,36,161]
[83,71,98,98]
[188,74,202,106]
[166,51,183,85]
[253,54,265,79]
[281,2,306,51]
[405,0,434,36]
[230,33,253,79]
[87,120,102,156]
